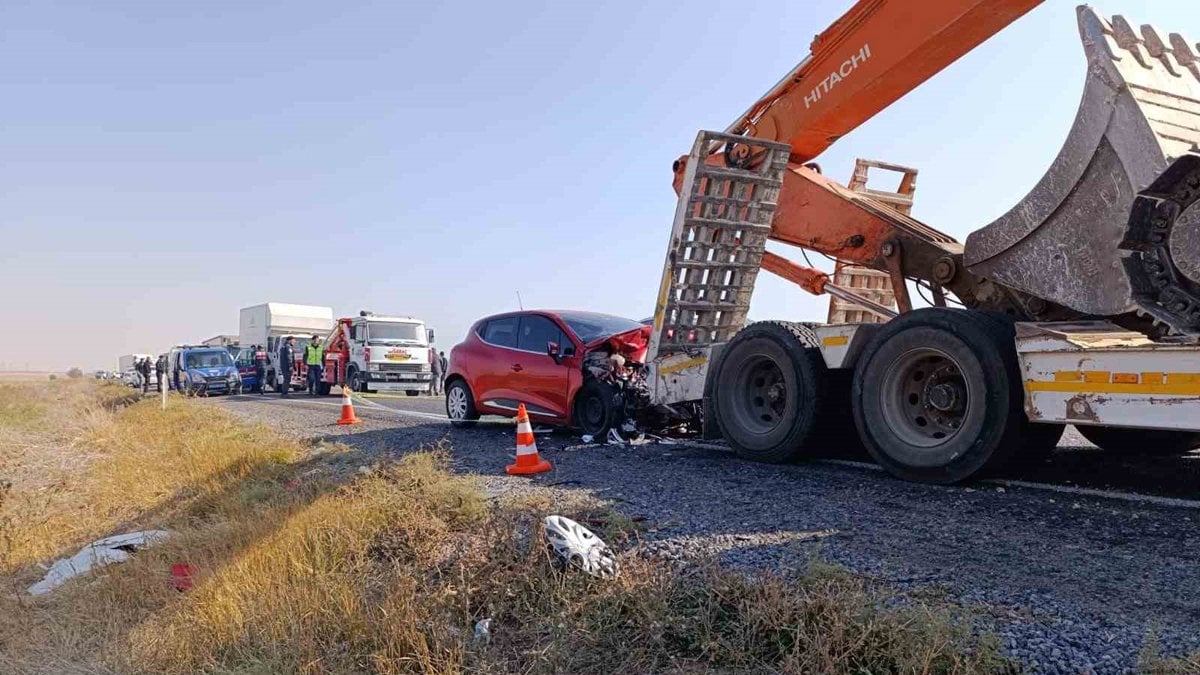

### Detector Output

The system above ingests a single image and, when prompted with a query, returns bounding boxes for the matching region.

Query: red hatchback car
[444,310,651,435]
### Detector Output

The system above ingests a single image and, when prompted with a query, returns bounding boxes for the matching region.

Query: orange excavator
[645,2,1200,483]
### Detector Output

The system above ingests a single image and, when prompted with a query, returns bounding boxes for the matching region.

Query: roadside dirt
[220,394,1200,674]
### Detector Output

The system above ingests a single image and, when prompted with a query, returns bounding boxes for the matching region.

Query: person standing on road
[439,351,448,396]
[305,335,325,396]
[279,337,297,397]
[429,346,443,397]
[137,357,152,394]
[253,345,267,395]
[154,354,166,392]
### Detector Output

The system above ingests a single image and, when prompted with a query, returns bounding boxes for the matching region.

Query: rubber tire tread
[852,308,1026,484]
[711,321,828,464]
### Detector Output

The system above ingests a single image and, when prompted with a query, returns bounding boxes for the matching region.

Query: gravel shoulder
[220,394,1200,674]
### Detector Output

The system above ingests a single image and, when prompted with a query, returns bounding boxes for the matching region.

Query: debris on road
[27,530,171,596]
[170,562,197,592]
[543,515,618,578]
[473,618,491,643]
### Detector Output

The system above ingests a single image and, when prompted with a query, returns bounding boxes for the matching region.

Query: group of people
[272,334,323,397]
[133,355,167,394]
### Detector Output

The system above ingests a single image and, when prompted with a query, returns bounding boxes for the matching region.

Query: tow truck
[317,311,435,396]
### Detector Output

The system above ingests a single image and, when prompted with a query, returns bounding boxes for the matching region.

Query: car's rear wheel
[574,379,621,438]
[1077,425,1200,456]
[446,379,480,428]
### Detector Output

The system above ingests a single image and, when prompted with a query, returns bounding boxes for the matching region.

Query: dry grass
[0,381,1027,674]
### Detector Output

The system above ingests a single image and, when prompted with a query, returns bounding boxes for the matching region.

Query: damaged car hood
[584,326,651,363]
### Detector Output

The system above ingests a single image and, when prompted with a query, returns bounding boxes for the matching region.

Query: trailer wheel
[852,309,1024,484]
[446,379,479,428]
[1077,426,1200,456]
[711,321,827,463]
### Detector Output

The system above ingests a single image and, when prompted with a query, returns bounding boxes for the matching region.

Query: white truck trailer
[238,303,335,392]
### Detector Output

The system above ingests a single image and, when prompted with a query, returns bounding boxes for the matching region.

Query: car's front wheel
[446,379,479,428]
[574,379,621,438]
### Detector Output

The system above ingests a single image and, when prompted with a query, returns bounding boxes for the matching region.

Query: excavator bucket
[964,6,1200,333]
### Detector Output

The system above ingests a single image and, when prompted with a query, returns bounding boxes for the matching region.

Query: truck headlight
[420,364,431,373]
[368,363,381,372]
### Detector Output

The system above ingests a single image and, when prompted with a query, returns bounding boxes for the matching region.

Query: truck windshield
[185,351,234,369]
[367,322,424,342]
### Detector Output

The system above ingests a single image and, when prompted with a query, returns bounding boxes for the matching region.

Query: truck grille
[378,363,426,373]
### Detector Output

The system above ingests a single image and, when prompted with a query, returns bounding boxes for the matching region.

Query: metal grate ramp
[649,131,791,359]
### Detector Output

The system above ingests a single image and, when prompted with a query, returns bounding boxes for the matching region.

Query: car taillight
[364,347,371,361]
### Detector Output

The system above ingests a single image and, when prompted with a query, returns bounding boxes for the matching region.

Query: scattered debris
[27,530,171,596]
[473,618,491,643]
[605,428,624,445]
[543,515,619,578]
[170,562,197,592]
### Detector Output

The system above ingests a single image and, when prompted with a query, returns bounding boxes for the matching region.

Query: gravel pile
[222,396,1200,674]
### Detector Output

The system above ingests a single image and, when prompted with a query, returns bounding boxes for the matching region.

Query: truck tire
[347,367,367,394]
[852,308,1024,484]
[406,390,420,397]
[710,321,827,464]
[573,378,621,438]
[1077,425,1200,456]
[317,382,331,396]
[446,379,479,428]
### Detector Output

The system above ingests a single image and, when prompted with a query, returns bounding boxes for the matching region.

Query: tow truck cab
[324,312,435,396]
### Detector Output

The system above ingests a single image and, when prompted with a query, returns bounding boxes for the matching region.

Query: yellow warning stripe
[821,335,849,347]
[658,355,708,376]
[1026,371,1200,395]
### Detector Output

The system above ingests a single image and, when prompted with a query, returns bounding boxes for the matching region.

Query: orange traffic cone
[336,385,360,425]
[506,403,551,475]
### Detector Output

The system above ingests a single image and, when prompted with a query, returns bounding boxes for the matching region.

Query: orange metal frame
[677,0,1045,306]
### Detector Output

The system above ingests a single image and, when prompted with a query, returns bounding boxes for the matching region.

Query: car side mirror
[547,341,562,364]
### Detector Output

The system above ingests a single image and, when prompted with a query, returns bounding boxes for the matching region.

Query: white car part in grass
[543,516,618,578]
[27,530,171,596]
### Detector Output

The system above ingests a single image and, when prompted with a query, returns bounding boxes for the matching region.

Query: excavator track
[1123,153,1200,335]
[964,8,1200,334]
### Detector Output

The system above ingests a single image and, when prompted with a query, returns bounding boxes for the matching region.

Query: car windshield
[185,350,234,369]
[557,312,642,344]
[368,322,424,342]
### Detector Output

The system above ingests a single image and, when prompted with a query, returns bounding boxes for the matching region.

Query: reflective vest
[305,343,324,366]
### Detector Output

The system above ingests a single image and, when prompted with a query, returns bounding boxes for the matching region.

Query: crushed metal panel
[1016,321,1200,430]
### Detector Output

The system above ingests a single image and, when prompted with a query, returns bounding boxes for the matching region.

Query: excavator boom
[727,0,1043,163]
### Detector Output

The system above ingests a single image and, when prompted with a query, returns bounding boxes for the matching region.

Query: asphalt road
[218,391,1200,674]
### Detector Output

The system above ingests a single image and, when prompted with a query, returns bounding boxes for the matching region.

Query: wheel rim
[879,347,969,448]
[727,354,788,435]
[447,385,468,420]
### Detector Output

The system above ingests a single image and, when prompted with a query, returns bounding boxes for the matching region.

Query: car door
[512,314,572,420]
[473,315,520,408]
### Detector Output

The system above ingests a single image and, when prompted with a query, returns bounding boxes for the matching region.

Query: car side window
[481,317,519,348]
[517,315,563,353]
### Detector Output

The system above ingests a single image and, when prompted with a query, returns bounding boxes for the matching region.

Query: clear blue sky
[2,1,1196,371]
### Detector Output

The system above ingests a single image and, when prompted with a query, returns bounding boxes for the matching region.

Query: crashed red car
[444,310,650,435]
